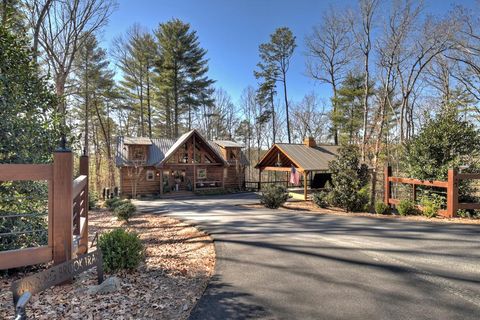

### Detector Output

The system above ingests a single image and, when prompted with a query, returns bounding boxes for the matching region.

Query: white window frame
[146,170,155,181]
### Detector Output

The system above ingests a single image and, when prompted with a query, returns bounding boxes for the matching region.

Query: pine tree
[73,33,117,190]
[114,26,156,137]
[331,73,367,144]
[257,27,296,143]
[155,18,214,138]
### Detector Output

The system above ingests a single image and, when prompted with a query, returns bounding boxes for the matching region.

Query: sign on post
[11,250,103,305]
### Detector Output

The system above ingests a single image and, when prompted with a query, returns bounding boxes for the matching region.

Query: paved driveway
[135,193,480,320]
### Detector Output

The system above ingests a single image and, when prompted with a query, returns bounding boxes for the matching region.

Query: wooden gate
[0,149,89,270]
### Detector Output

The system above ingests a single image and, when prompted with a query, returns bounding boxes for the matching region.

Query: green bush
[89,191,99,210]
[105,197,120,209]
[420,194,444,218]
[457,209,480,219]
[114,202,136,222]
[397,199,416,216]
[353,186,370,212]
[98,228,144,273]
[312,191,329,208]
[260,185,289,209]
[105,197,129,210]
[326,145,369,212]
[375,202,389,215]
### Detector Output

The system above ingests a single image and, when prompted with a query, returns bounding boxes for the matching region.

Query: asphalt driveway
[135,193,480,320]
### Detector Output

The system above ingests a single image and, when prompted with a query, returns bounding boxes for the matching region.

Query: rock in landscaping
[87,276,121,295]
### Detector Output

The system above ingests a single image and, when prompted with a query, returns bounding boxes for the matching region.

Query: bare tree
[291,93,329,143]
[23,0,53,62]
[305,6,353,145]
[350,0,379,160]
[394,1,458,141]
[37,0,116,119]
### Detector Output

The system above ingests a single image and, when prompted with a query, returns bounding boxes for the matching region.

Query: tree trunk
[146,70,152,138]
[362,54,370,161]
[84,51,89,155]
[270,89,276,144]
[283,73,291,143]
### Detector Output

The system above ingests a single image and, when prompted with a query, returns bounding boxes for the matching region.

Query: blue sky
[101,0,476,106]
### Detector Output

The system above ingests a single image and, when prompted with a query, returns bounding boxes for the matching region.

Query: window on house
[131,146,145,161]
[146,170,155,181]
[205,154,214,164]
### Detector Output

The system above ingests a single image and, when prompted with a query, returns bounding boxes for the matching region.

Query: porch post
[193,135,196,192]
[304,171,308,201]
[159,169,163,196]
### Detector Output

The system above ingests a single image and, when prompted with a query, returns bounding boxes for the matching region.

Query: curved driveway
[136,193,480,320]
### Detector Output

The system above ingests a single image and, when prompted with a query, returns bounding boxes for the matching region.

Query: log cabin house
[115,129,247,197]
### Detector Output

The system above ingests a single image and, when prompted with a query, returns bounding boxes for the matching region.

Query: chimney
[304,137,316,148]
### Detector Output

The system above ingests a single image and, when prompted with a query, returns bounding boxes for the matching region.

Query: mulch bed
[0,209,215,319]
[243,200,480,224]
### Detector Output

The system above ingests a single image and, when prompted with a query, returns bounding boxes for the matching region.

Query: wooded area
[1,0,480,205]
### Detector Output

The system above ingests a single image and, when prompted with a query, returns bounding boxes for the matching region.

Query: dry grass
[0,208,215,319]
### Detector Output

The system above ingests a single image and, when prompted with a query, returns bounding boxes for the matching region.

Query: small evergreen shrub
[353,186,370,212]
[105,197,121,209]
[89,191,99,209]
[312,191,329,208]
[260,185,289,209]
[326,145,369,212]
[98,228,144,273]
[114,202,136,222]
[457,209,480,219]
[397,199,416,216]
[420,194,444,218]
[375,202,389,215]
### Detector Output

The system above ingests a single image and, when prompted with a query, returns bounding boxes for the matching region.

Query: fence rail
[0,150,89,270]
[244,180,311,191]
[384,165,480,217]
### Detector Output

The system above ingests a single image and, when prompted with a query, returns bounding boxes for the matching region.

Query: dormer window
[131,146,146,161]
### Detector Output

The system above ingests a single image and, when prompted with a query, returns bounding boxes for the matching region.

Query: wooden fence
[244,180,311,192]
[0,150,89,270]
[384,165,480,217]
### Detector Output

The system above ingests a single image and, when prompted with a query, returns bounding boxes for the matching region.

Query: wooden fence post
[446,168,458,218]
[53,148,73,265]
[79,154,89,254]
[384,165,392,207]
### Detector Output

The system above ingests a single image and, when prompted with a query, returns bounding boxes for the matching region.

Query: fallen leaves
[0,209,215,319]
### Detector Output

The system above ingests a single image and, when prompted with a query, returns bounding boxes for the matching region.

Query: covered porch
[255,141,338,200]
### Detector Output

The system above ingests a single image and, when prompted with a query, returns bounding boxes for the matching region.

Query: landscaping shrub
[312,191,329,208]
[105,197,128,210]
[89,191,99,209]
[397,199,416,216]
[375,201,389,215]
[260,185,289,209]
[98,228,144,273]
[114,202,136,222]
[420,193,444,218]
[326,145,369,212]
[457,209,480,219]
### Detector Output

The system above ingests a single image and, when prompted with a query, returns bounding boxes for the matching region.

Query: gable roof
[158,130,228,166]
[256,143,340,172]
[116,137,175,166]
[116,130,240,167]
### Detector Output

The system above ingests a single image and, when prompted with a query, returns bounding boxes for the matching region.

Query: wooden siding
[120,166,160,196]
